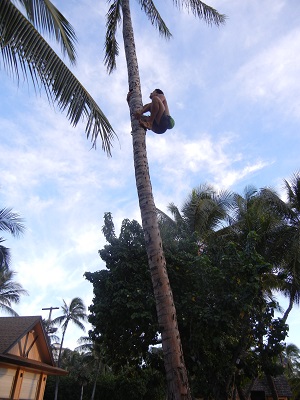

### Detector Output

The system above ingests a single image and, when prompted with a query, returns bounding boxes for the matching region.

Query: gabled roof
[252,375,293,397]
[0,316,46,354]
[0,316,67,376]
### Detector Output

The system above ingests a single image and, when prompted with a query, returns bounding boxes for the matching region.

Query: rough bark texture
[122,1,192,399]
[282,294,293,323]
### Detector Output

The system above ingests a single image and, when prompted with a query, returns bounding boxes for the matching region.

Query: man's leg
[149,96,165,125]
[140,97,165,130]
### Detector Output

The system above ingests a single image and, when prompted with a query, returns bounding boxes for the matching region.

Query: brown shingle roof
[252,375,293,397]
[0,316,67,376]
[0,316,42,353]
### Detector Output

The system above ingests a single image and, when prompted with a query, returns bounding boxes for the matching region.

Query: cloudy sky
[1,0,300,350]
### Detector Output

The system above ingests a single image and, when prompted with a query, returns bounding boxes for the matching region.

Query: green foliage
[85,213,288,399]
[166,236,287,398]
[0,265,28,316]
[85,216,159,369]
[282,344,300,400]
[44,361,165,400]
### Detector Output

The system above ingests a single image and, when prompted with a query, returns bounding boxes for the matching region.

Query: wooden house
[250,375,293,400]
[0,316,67,400]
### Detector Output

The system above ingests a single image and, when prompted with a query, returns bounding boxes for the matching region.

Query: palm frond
[52,315,66,326]
[0,0,116,155]
[72,319,86,331]
[260,187,294,219]
[167,203,184,225]
[284,172,300,211]
[0,303,19,316]
[138,0,172,38]
[16,0,77,64]
[172,0,226,26]
[0,241,11,268]
[104,0,122,74]
[70,296,86,312]
[0,266,28,314]
[0,208,25,237]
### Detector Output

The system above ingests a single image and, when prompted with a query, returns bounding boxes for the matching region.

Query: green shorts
[152,113,175,134]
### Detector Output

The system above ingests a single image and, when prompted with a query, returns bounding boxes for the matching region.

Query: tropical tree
[0,207,25,268]
[277,173,300,322]
[0,265,28,316]
[216,186,286,299]
[282,344,300,399]
[76,336,108,400]
[102,3,226,398]
[0,207,27,316]
[157,184,232,246]
[51,297,87,400]
[86,214,160,370]
[86,212,288,400]
[236,175,300,323]
[0,0,115,154]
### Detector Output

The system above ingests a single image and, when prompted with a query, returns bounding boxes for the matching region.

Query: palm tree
[0,208,25,268]
[0,265,28,316]
[219,186,286,263]
[157,184,232,244]
[259,173,300,322]
[279,173,300,322]
[282,344,300,399]
[76,336,107,400]
[103,2,226,398]
[0,207,27,316]
[52,297,87,400]
[0,0,115,154]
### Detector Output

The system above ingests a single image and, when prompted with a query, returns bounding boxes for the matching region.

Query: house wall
[0,365,47,400]
[0,367,16,398]
[8,331,42,362]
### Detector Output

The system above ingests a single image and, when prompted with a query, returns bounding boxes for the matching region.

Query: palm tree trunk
[282,292,294,323]
[54,327,67,400]
[283,300,292,323]
[122,1,191,399]
[90,359,101,400]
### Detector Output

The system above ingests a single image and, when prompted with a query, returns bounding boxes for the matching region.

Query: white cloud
[235,28,300,118]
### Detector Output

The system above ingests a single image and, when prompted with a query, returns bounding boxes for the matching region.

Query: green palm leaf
[104,0,122,74]
[16,0,77,64]
[0,208,25,237]
[1,0,116,154]
[138,0,172,38]
[172,0,226,26]
[0,266,28,315]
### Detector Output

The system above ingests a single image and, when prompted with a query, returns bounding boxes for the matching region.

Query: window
[19,371,40,400]
[0,368,16,398]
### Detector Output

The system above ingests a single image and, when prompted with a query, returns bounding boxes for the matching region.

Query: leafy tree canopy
[85,213,288,399]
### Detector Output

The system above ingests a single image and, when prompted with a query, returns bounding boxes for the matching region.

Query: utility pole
[42,306,59,321]
[42,306,60,334]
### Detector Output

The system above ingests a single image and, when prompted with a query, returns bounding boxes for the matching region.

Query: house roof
[252,375,293,397]
[0,316,67,376]
[0,316,44,354]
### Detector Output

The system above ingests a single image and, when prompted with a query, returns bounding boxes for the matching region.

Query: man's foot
[140,117,152,130]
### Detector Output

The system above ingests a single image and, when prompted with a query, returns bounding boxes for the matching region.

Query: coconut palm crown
[0,0,116,154]
[104,0,226,73]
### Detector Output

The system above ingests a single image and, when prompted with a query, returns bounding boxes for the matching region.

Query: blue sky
[1,0,300,350]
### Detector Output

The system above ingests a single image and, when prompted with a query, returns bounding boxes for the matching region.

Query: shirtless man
[130,89,173,134]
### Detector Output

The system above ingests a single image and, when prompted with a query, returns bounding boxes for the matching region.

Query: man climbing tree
[101,1,226,399]
[128,89,174,134]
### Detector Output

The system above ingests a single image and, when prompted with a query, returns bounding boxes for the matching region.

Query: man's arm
[135,103,151,119]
